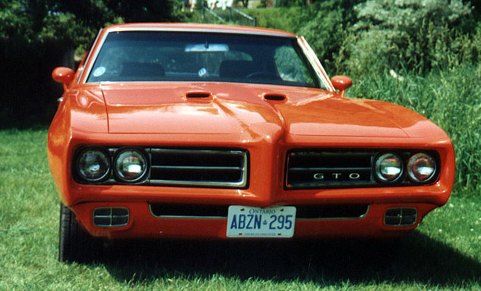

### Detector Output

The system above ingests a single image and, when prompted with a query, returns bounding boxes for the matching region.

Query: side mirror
[52,67,75,89]
[331,75,352,96]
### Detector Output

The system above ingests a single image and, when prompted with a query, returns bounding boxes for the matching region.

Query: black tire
[58,204,102,263]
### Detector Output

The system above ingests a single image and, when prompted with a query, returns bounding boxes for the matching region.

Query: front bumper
[72,201,438,239]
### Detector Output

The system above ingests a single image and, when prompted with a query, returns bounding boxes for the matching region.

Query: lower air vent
[286,150,373,189]
[93,208,129,227]
[149,149,248,188]
[384,208,417,226]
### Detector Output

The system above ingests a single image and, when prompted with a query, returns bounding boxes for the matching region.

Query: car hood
[100,83,418,138]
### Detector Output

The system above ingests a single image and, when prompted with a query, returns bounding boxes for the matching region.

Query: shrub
[298,1,350,72]
[342,0,479,76]
[244,7,305,32]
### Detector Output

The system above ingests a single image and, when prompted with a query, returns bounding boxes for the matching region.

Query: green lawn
[1,129,480,290]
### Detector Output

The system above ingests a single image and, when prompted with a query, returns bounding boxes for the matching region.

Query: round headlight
[375,153,403,183]
[76,148,110,182]
[407,153,437,183]
[114,149,148,182]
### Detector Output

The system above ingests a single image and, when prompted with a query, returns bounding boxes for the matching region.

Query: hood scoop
[263,93,286,101]
[186,91,212,99]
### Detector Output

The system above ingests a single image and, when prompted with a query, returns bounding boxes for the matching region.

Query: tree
[0,0,183,125]
[0,0,182,48]
[344,0,475,75]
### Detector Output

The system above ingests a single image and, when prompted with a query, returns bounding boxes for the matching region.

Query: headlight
[407,153,437,183]
[114,149,148,183]
[76,148,111,182]
[375,153,403,183]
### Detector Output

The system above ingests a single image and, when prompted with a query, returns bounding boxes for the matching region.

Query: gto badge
[313,172,361,180]
[313,173,324,180]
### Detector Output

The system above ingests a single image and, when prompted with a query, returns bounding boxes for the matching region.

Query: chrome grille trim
[288,167,371,172]
[286,150,375,189]
[285,149,442,189]
[151,165,244,170]
[149,204,370,220]
[149,204,228,219]
[149,148,248,188]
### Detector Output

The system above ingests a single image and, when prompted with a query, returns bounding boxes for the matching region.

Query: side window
[274,46,315,86]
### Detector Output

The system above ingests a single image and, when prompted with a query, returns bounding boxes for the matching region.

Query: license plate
[226,206,296,238]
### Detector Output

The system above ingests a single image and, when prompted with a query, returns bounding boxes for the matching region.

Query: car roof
[104,23,297,38]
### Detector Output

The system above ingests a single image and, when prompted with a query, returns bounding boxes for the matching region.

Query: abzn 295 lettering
[229,213,294,230]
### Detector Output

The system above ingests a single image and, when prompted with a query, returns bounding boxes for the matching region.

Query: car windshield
[86,31,320,88]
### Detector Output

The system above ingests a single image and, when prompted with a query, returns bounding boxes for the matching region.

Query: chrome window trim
[107,26,296,38]
[81,29,111,84]
[77,29,102,84]
[79,29,105,84]
[297,36,335,91]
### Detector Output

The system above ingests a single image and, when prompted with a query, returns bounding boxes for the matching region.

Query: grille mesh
[149,148,248,188]
[286,150,374,189]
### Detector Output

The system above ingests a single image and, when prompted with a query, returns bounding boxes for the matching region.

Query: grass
[1,129,480,290]
[349,65,481,192]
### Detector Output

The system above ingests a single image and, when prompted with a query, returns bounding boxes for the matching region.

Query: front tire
[59,204,102,263]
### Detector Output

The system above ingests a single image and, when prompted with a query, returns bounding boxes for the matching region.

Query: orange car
[48,23,455,262]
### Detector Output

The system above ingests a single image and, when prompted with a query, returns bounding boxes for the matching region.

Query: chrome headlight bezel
[113,148,149,183]
[374,153,404,183]
[74,147,111,183]
[407,153,438,183]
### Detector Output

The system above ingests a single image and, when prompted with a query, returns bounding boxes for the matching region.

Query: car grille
[286,150,374,189]
[148,148,248,188]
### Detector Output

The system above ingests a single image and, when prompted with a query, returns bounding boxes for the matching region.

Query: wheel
[58,204,102,263]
